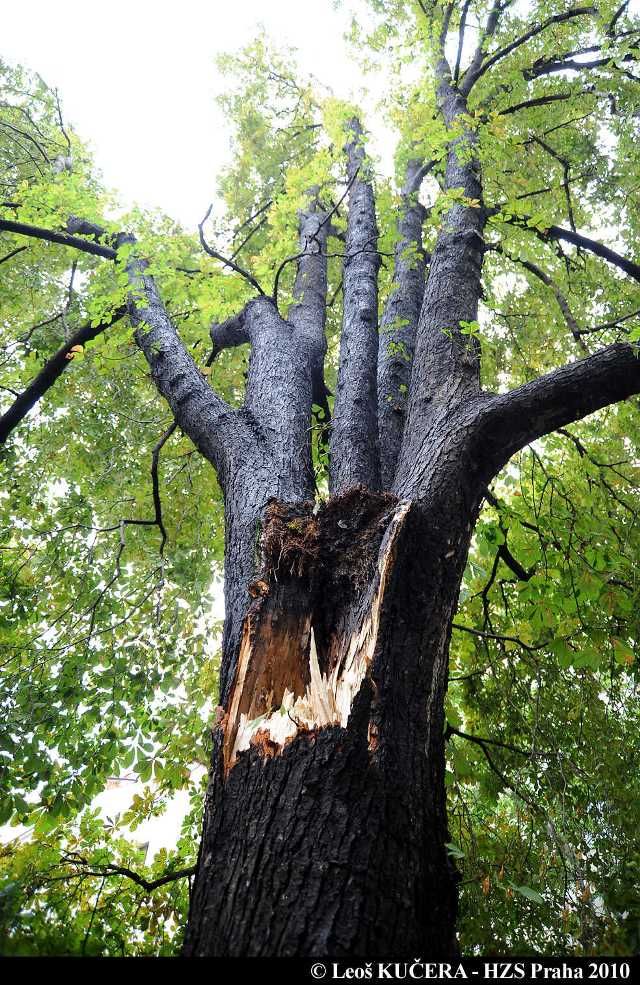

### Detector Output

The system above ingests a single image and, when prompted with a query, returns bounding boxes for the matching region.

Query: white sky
[3,0,367,228]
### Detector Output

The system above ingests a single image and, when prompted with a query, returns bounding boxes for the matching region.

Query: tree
[1,0,639,957]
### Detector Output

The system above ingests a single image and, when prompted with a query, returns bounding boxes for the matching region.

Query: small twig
[445,722,531,757]
[198,205,266,296]
[151,421,177,555]
[58,854,196,894]
[0,245,27,266]
[452,622,546,654]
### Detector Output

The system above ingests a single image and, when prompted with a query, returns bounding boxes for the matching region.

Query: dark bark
[0,217,116,259]
[183,482,483,956]
[377,159,428,488]
[123,244,247,480]
[185,41,492,960]
[461,5,597,93]
[7,17,640,955]
[330,119,381,494]
[479,341,640,472]
[495,212,640,283]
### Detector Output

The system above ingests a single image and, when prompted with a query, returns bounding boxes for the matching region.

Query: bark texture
[377,159,429,488]
[330,120,381,494]
[183,486,477,956]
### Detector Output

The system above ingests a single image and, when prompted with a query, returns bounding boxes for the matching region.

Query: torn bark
[184,488,463,956]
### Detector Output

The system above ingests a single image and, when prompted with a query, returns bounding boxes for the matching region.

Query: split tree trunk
[182,483,477,956]
[182,385,496,956]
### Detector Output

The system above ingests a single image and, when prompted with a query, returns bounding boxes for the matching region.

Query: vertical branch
[378,158,430,489]
[288,191,332,425]
[242,298,316,501]
[396,56,486,496]
[329,119,381,494]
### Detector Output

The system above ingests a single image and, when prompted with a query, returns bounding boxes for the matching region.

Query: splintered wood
[222,499,411,773]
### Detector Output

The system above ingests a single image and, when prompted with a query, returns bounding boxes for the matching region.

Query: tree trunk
[183,420,487,955]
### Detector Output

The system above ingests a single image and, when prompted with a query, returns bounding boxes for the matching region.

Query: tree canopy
[1,0,640,956]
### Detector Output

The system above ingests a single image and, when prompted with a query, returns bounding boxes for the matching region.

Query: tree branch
[493,247,588,353]
[198,205,266,296]
[0,217,116,259]
[497,91,576,116]
[122,238,246,481]
[0,244,27,266]
[460,0,511,95]
[464,6,597,92]
[0,308,126,444]
[453,0,473,83]
[378,157,429,488]
[479,342,640,472]
[494,213,640,283]
[58,853,195,893]
[329,118,381,494]
[445,721,531,757]
[287,192,333,437]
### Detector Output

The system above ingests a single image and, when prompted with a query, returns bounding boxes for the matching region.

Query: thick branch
[459,0,507,95]
[0,217,116,259]
[397,58,486,488]
[545,224,640,282]
[480,343,640,472]
[288,193,332,425]
[329,119,381,494]
[123,238,247,484]
[525,46,639,80]
[210,308,250,356]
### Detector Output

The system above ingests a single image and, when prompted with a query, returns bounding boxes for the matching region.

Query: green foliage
[449,416,640,955]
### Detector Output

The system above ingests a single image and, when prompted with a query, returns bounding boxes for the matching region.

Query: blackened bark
[330,119,381,494]
[377,159,428,488]
[183,475,485,956]
[479,341,640,472]
[0,217,116,259]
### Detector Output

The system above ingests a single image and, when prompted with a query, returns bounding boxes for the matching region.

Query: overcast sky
[4,1,367,228]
